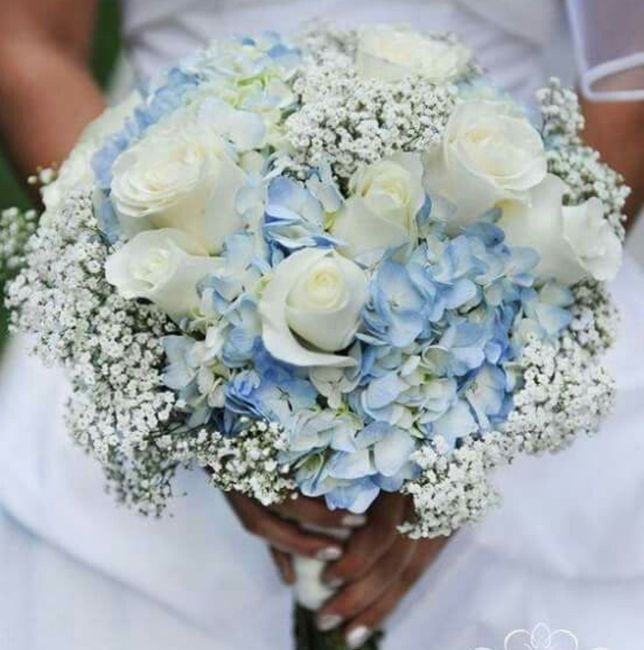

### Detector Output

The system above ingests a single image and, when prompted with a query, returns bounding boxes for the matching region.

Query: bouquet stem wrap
[292,528,382,649]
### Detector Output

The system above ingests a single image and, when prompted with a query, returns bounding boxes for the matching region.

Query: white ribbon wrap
[293,525,352,610]
[293,556,336,610]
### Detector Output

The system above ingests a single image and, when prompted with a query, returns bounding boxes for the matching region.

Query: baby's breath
[539,78,630,240]
[285,53,457,182]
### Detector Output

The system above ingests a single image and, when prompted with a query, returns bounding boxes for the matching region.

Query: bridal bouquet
[1,24,627,650]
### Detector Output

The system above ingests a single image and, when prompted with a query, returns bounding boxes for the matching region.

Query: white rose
[331,153,425,261]
[42,91,142,214]
[356,25,472,83]
[424,100,547,232]
[498,174,623,285]
[110,111,246,253]
[105,228,222,319]
[258,249,369,367]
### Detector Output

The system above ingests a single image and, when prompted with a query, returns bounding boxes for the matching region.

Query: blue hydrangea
[263,176,337,252]
[429,399,478,445]
[513,281,574,350]
[224,347,317,430]
[361,260,428,348]
[93,193,121,244]
[211,33,301,83]
[221,296,263,367]
[162,334,231,427]
[464,363,513,431]
[203,231,270,313]
[162,335,196,395]
[201,33,301,119]
[165,186,572,510]
[285,410,361,460]
[294,422,418,513]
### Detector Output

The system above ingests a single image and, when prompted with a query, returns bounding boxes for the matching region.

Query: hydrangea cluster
[2,26,626,535]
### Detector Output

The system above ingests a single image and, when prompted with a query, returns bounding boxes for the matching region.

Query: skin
[227,492,449,644]
[316,495,448,641]
[0,0,105,180]
[1,1,643,645]
[580,98,644,230]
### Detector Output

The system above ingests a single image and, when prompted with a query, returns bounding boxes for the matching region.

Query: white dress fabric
[566,0,644,101]
[2,2,644,649]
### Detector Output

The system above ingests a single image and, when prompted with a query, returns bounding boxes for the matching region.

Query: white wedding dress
[2,2,644,649]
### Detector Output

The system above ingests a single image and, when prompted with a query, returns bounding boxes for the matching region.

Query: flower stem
[294,604,382,650]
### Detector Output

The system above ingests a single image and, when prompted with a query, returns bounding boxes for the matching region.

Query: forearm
[0,41,105,178]
[0,0,104,180]
[581,99,644,229]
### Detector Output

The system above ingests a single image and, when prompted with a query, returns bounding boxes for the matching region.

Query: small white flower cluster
[400,433,514,539]
[6,190,298,514]
[199,418,296,506]
[503,336,615,455]
[539,78,630,240]
[0,207,39,282]
[568,280,618,354]
[547,146,629,239]
[286,46,457,181]
[538,78,585,143]
[6,191,200,514]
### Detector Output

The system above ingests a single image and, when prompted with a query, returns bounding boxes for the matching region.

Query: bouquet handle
[292,527,382,650]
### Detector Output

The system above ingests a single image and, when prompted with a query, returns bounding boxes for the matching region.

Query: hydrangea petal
[373,429,416,477]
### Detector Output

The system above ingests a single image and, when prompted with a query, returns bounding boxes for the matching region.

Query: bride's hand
[226,492,367,583]
[317,494,449,646]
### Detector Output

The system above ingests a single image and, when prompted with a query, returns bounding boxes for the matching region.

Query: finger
[317,535,416,629]
[342,536,451,645]
[226,492,344,560]
[271,496,367,530]
[269,546,295,585]
[322,493,406,585]
[341,576,408,649]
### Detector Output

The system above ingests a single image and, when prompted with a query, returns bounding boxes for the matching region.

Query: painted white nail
[346,626,371,649]
[316,546,343,561]
[324,576,344,589]
[342,514,367,528]
[316,614,343,632]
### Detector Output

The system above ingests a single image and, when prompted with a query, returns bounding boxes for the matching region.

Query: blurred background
[0,0,121,349]
[0,1,121,210]
[0,1,642,352]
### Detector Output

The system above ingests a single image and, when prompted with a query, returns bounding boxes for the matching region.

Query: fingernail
[346,626,371,649]
[316,614,343,632]
[342,514,367,528]
[324,576,344,589]
[316,546,343,561]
